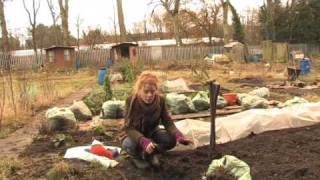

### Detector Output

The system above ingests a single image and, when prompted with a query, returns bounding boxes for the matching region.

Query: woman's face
[139,83,157,104]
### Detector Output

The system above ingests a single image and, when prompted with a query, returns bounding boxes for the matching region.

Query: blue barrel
[76,59,81,70]
[300,58,311,75]
[98,68,107,85]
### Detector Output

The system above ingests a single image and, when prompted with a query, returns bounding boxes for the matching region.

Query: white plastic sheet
[64,140,121,168]
[174,103,320,150]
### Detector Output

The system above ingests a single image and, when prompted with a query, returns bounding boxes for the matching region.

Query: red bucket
[223,93,238,106]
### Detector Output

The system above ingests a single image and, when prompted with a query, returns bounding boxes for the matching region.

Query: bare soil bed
[11,121,320,180]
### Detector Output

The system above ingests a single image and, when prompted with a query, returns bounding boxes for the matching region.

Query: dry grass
[0,69,95,138]
[0,157,21,180]
[46,161,72,180]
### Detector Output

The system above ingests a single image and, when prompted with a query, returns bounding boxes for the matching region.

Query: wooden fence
[289,44,320,55]
[1,44,319,70]
[76,49,111,67]
[0,53,45,70]
[137,46,224,62]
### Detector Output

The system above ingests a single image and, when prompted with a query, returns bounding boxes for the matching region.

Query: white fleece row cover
[174,103,320,150]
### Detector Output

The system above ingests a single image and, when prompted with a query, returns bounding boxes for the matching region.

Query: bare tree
[82,28,105,49]
[111,0,118,43]
[150,13,164,33]
[75,15,83,51]
[58,0,69,46]
[187,0,221,45]
[132,21,146,34]
[23,0,40,60]
[0,70,5,130]
[221,0,230,44]
[116,0,127,42]
[0,0,9,52]
[46,0,59,45]
[153,0,183,46]
[244,8,261,45]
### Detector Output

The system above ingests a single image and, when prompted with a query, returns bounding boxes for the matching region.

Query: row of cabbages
[238,87,308,110]
[45,87,308,131]
[45,91,224,131]
[45,100,127,132]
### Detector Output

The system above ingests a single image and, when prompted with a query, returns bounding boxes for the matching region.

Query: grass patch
[46,161,73,180]
[0,115,29,139]
[0,70,95,136]
[86,161,110,180]
[0,157,22,180]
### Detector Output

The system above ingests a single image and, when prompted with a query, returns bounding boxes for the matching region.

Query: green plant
[190,59,210,83]
[115,58,144,83]
[104,74,113,101]
[51,134,73,148]
[83,89,106,115]
[117,59,134,83]
[92,125,106,136]
[133,58,144,78]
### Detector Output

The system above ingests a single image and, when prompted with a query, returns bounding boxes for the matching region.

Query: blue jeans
[122,129,176,158]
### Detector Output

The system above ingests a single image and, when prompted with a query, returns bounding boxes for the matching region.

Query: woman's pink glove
[175,131,193,145]
[139,137,156,154]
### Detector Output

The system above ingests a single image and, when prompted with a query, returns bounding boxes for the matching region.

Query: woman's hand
[175,131,193,146]
[146,142,156,154]
[139,137,157,154]
[178,138,193,145]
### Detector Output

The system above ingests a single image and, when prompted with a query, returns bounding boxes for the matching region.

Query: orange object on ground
[223,93,238,106]
[90,144,113,159]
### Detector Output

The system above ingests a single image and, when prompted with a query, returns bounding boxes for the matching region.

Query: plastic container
[90,144,119,159]
[98,67,107,85]
[223,93,238,106]
[300,58,311,75]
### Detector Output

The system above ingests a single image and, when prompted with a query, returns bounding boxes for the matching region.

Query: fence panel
[76,49,111,68]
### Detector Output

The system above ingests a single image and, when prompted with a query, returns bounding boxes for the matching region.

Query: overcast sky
[4,0,267,40]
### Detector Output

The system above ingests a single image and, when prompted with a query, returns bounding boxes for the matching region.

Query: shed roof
[45,46,76,51]
[111,42,138,49]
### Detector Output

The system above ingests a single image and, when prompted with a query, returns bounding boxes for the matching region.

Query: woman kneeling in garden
[122,71,192,169]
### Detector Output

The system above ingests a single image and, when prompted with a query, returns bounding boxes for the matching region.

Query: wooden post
[209,81,220,158]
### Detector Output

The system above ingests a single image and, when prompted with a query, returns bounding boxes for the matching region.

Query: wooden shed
[224,42,246,62]
[110,42,138,62]
[45,46,76,69]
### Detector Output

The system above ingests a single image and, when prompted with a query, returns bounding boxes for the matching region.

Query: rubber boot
[132,157,149,169]
[142,151,161,168]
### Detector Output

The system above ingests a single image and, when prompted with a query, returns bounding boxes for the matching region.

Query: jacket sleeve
[124,96,144,143]
[160,96,179,136]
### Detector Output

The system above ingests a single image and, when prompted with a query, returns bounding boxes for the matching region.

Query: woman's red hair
[133,71,159,95]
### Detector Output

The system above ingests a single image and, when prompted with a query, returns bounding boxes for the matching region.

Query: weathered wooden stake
[209,81,220,159]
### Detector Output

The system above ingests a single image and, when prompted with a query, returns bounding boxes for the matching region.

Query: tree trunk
[47,0,59,45]
[116,0,127,42]
[221,0,230,44]
[59,0,69,46]
[31,28,38,63]
[0,0,9,52]
[208,35,212,46]
[172,14,182,46]
[266,0,275,40]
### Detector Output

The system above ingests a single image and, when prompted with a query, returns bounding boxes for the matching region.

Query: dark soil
[11,121,320,180]
[272,88,320,97]
[228,77,265,87]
